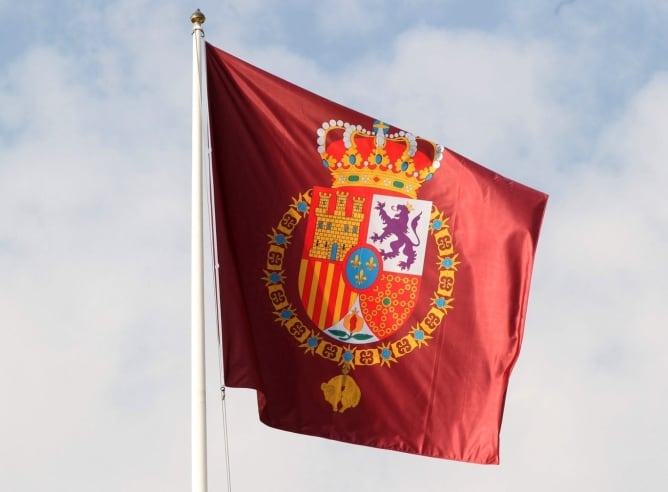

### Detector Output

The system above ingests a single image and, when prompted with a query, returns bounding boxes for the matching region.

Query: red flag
[206,42,547,464]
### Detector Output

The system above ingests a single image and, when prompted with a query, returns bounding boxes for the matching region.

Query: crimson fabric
[206,42,547,464]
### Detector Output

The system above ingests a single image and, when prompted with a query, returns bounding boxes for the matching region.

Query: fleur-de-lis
[350,254,362,269]
[365,256,377,271]
[354,269,367,285]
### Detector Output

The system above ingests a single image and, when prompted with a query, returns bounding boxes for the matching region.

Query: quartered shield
[299,186,432,344]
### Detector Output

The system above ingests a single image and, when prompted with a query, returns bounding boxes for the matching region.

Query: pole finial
[190,8,205,25]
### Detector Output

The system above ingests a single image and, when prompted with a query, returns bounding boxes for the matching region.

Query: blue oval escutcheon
[345,246,381,291]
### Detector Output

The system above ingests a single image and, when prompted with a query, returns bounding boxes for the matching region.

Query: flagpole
[190,8,207,492]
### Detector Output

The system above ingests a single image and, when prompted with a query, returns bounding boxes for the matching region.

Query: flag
[206,41,548,464]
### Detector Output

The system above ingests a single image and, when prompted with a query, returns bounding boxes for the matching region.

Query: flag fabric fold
[206,41,547,464]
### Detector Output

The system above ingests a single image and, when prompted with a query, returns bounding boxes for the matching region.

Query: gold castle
[309,191,366,262]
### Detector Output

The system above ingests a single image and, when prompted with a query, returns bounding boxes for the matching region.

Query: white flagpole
[190,9,207,492]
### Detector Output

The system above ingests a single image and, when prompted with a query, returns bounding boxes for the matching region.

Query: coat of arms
[264,120,458,412]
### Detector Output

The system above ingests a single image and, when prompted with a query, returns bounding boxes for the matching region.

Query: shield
[298,186,432,344]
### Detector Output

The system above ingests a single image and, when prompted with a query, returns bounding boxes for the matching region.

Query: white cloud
[0,10,191,490]
[315,0,388,35]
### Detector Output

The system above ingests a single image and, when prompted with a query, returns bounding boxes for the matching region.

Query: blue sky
[1,1,667,490]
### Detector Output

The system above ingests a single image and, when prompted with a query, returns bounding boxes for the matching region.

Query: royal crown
[317,120,444,198]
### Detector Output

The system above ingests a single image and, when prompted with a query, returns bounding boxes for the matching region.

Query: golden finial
[190,8,205,25]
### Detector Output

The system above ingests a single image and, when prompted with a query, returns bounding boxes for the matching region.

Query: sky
[1,0,667,490]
